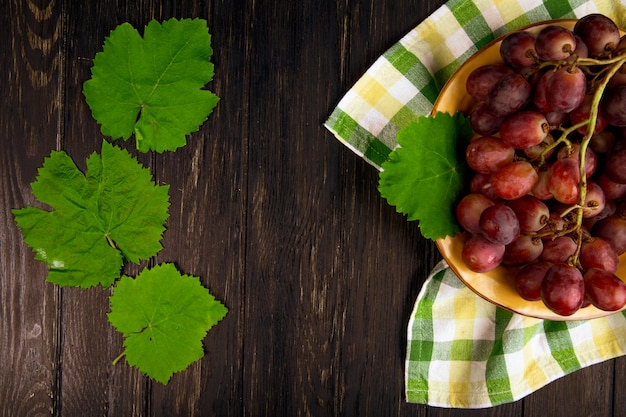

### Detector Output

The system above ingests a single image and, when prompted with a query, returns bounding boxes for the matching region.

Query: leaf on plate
[108,263,228,384]
[83,18,219,153]
[378,112,472,240]
[12,141,170,288]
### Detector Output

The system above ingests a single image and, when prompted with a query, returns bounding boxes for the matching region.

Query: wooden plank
[613,357,626,416]
[241,1,347,415]
[0,1,63,415]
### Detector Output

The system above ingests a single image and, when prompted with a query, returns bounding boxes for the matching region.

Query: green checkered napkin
[324,0,626,408]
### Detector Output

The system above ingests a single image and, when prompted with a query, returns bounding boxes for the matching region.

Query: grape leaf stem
[112,350,126,366]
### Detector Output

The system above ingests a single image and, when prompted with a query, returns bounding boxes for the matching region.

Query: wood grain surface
[1,0,625,416]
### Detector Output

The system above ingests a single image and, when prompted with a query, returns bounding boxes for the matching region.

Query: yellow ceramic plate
[434,20,626,321]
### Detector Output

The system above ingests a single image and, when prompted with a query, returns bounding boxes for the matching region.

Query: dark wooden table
[2,0,625,416]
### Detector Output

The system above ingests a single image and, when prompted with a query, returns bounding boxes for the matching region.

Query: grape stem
[566,54,626,264]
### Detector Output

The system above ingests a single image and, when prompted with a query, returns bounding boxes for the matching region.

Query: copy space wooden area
[1,0,625,416]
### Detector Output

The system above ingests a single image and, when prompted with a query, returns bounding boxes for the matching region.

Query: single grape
[456,193,495,234]
[531,168,554,200]
[584,268,626,311]
[580,237,619,273]
[533,70,553,113]
[546,66,586,113]
[545,111,567,126]
[500,31,537,68]
[539,236,577,264]
[506,195,549,232]
[469,172,499,200]
[573,13,621,58]
[556,143,597,178]
[462,235,505,273]
[469,102,504,136]
[581,181,606,219]
[515,261,552,301]
[492,161,538,200]
[466,64,515,100]
[535,25,577,61]
[465,136,515,174]
[549,158,580,204]
[602,85,626,127]
[503,234,543,265]
[597,173,626,200]
[593,214,626,255]
[604,139,626,183]
[479,203,520,245]
[541,263,585,316]
[485,72,531,117]
[499,111,548,149]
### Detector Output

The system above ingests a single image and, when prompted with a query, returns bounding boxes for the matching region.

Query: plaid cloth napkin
[324,0,626,409]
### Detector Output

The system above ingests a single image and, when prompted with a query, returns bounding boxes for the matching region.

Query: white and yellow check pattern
[325,0,626,409]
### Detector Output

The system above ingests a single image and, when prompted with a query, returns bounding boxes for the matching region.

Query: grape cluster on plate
[457,14,626,316]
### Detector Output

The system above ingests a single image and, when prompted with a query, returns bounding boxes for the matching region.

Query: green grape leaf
[108,263,228,384]
[378,112,473,240]
[12,141,170,288]
[83,18,219,153]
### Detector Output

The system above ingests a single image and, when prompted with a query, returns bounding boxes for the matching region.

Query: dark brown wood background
[2,0,625,416]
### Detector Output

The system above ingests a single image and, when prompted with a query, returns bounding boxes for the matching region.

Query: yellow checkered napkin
[324,0,626,409]
[407,261,626,408]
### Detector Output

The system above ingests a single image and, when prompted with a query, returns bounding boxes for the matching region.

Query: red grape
[597,174,626,200]
[462,235,505,273]
[500,31,537,68]
[545,66,586,113]
[581,181,606,219]
[503,234,543,265]
[593,214,626,255]
[479,203,520,245]
[506,195,549,232]
[515,261,552,301]
[548,158,580,204]
[605,139,626,183]
[466,64,515,100]
[465,136,515,174]
[574,13,621,58]
[469,102,504,136]
[580,237,619,273]
[602,85,626,127]
[535,25,577,61]
[556,143,597,178]
[541,263,585,316]
[499,111,548,149]
[539,236,577,264]
[485,72,531,117]
[469,172,498,200]
[531,169,554,200]
[584,268,626,311]
[492,161,538,200]
[456,193,495,234]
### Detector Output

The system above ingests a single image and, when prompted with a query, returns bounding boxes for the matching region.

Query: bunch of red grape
[457,14,626,316]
